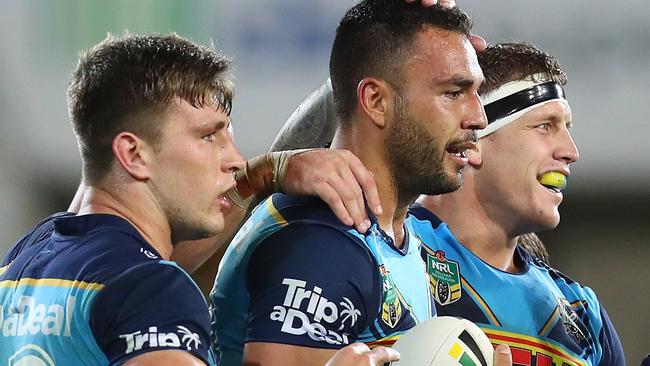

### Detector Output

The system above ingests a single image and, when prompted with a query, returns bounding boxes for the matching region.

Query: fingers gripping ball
[390,317,494,366]
[538,172,567,191]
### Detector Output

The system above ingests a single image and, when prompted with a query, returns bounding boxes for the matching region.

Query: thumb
[493,344,512,366]
[368,346,400,365]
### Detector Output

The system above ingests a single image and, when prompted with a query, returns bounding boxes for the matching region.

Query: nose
[222,139,246,175]
[461,91,488,131]
[554,127,580,164]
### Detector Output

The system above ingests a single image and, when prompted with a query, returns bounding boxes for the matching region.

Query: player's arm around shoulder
[242,224,381,366]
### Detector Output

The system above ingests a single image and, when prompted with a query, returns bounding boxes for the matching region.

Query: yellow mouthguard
[538,172,567,190]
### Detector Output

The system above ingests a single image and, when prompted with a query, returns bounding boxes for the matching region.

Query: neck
[332,125,414,248]
[77,183,173,260]
[417,193,520,272]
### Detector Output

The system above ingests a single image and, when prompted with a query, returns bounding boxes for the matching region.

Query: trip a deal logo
[269,278,361,346]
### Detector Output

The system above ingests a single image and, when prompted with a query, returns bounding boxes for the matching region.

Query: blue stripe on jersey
[1,213,215,366]
[0,276,108,365]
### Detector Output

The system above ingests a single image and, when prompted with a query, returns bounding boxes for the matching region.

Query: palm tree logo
[177,326,201,351]
[338,297,361,331]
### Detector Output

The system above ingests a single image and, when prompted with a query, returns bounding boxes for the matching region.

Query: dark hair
[329,0,472,126]
[478,42,567,95]
[67,33,233,182]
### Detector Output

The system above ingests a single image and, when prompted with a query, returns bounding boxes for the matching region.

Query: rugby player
[209,2,513,366]
[275,42,626,366]
[411,42,625,366]
[0,33,395,366]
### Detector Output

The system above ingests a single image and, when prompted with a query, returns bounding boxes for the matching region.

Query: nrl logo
[426,251,461,306]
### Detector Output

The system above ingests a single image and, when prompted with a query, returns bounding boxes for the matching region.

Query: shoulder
[267,193,351,229]
[1,212,73,266]
[408,203,445,230]
[91,261,212,364]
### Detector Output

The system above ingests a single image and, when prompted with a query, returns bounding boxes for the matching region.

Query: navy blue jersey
[210,194,435,366]
[408,204,626,366]
[0,214,215,365]
[1,212,74,266]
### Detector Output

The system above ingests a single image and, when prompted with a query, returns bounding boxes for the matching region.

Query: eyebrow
[436,76,480,88]
[197,119,228,133]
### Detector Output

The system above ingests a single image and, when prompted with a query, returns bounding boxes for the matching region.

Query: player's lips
[217,182,237,210]
[217,194,232,210]
[446,140,478,167]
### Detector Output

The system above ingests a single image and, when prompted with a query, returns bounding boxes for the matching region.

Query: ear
[112,132,153,181]
[357,77,394,129]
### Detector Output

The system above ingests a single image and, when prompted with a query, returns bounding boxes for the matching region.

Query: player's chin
[443,167,465,191]
[206,214,226,235]
[532,209,561,231]
[189,214,225,241]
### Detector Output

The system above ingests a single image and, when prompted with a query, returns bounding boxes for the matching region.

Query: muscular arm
[269,80,337,152]
[237,225,380,366]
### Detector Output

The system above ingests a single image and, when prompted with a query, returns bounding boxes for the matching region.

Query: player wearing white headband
[271,42,625,365]
[411,42,625,366]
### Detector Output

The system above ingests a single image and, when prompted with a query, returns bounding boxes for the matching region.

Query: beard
[386,96,463,205]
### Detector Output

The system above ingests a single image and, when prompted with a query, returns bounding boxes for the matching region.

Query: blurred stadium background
[0,0,648,363]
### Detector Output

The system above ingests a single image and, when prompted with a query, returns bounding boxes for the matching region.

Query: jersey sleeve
[597,304,626,366]
[89,261,214,365]
[245,223,381,349]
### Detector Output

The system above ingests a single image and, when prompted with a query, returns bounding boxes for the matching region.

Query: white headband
[478,74,568,138]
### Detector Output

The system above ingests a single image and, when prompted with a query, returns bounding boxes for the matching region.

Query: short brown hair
[67,33,233,182]
[478,42,567,96]
[330,0,472,126]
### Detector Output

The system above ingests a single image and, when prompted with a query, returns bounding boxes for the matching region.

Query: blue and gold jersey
[210,194,435,366]
[408,204,625,366]
[1,212,73,266]
[0,214,214,365]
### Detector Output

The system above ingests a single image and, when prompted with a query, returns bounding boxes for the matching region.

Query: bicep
[91,263,213,365]
[246,224,380,348]
[123,350,206,366]
[243,342,336,366]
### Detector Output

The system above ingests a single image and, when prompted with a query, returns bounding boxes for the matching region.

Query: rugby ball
[390,316,493,366]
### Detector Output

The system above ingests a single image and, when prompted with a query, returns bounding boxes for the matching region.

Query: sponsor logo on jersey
[8,344,56,366]
[557,298,590,346]
[379,265,402,328]
[119,325,201,354]
[269,278,358,345]
[0,296,74,338]
[139,247,158,259]
[426,251,461,306]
